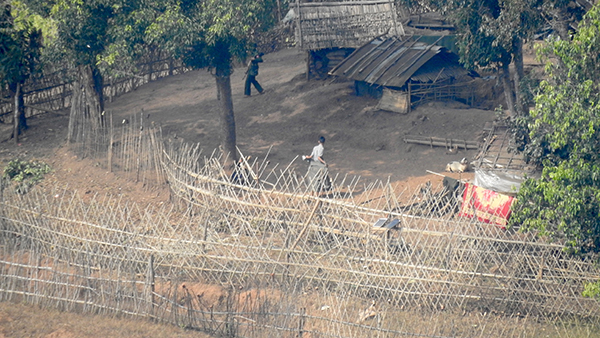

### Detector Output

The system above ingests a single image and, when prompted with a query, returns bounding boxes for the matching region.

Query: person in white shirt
[302,136,330,194]
[303,136,326,166]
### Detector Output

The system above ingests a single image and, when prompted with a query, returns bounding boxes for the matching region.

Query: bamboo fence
[0,56,189,123]
[408,79,476,108]
[1,117,600,337]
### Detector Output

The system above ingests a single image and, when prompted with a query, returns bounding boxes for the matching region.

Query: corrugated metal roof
[329,36,472,88]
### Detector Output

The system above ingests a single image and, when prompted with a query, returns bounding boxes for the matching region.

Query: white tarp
[473,169,528,195]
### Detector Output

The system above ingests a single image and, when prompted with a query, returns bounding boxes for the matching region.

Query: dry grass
[0,301,213,338]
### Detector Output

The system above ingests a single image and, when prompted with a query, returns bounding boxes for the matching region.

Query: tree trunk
[67,64,105,143]
[512,37,525,115]
[500,61,517,117]
[215,64,237,172]
[12,82,24,144]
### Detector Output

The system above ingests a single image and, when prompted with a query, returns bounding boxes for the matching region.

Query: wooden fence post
[306,51,311,81]
[297,307,306,337]
[408,82,412,114]
[13,83,21,145]
[145,254,155,320]
[61,83,66,108]
[108,113,113,172]
[147,60,153,83]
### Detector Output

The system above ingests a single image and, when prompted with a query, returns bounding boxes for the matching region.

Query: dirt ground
[109,47,494,186]
[0,302,212,338]
[0,46,500,337]
[1,47,497,203]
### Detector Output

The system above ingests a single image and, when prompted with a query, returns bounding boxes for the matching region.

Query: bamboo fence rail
[1,117,600,337]
[408,79,476,108]
[0,57,189,123]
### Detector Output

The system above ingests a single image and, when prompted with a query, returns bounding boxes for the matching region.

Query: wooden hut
[329,35,478,113]
[295,0,404,79]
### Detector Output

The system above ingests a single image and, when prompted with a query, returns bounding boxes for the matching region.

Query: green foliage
[45,0,114,67]
[10,1,56,38]
[2,159,51,193]
[22,0,142,73]
[21,0,151,115]
[404,0,503,70]
[145,0,277,72]
[0,2,43,88]
[509,4,600,262]
[517,70,542,109]
[583,280,600,299]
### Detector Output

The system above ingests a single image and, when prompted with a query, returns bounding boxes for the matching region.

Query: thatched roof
[405,12,454,30]
[295,0,403,51]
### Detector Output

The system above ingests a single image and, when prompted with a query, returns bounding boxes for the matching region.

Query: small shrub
[2,159,51,194]
[583,281,600,299]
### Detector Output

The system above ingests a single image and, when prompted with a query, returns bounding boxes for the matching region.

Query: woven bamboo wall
[296,0,403,50]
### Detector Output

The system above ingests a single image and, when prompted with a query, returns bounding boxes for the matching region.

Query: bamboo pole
[108,113,114,172]
[403,137,478,150]
[13,83,21,145]
[146,255,155,319]
[289,200,321,252]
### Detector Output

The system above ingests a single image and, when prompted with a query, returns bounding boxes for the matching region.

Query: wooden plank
[300,1,395,8]
[403,136,479,149]
[377,89,409,114]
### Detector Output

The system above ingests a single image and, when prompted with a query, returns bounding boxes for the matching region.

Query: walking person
[244,53,264,97]
[302,136,331,195]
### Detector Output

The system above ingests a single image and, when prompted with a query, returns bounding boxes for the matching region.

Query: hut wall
[355,80,383,98]
[408,78,476,107]
[377,88,409,113]
[296,1,401,51]
[309,48,354,79]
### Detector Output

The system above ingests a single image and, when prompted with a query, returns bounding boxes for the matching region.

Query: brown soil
[1,47,496,202]
[0,302,212,338]
[0,46,500,336]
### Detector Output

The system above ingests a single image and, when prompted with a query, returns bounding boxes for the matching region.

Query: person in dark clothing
[244,53,264,97]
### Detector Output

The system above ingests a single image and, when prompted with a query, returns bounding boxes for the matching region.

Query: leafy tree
[509,4,600,262]
[486,0,544,114]
[23,0,132,141]
[97,1,163,83]
[538,0,582,41]
[399,0,587,116]
[0,1,42,143]
[52,0,113,139]
[401,0,522,115]
[145,0,276,169]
